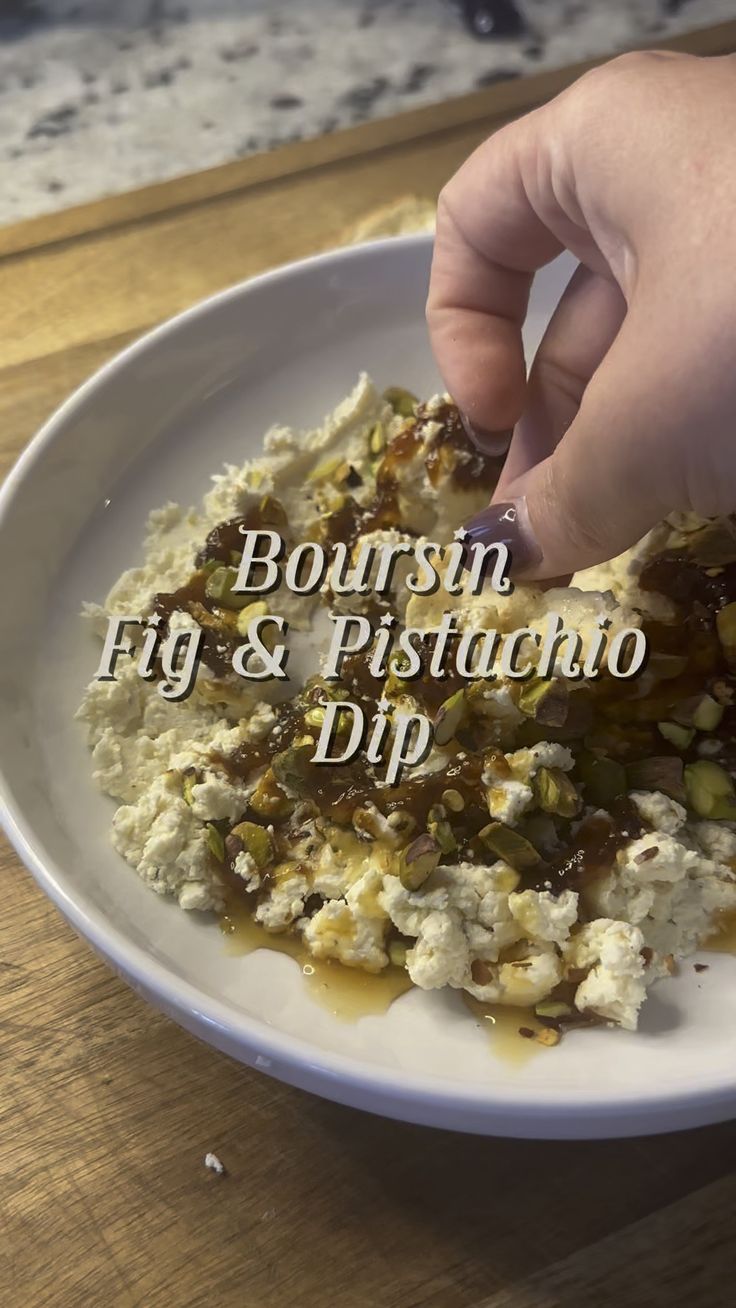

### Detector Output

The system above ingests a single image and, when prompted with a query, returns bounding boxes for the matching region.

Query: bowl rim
[2,233,735,1136]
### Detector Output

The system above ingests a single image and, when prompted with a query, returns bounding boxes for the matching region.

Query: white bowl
[2,234,735,1138]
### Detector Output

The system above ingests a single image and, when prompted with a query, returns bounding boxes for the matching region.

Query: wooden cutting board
[3,22,736,1308]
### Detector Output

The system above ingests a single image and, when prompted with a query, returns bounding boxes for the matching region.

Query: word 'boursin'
[226,527,512,598]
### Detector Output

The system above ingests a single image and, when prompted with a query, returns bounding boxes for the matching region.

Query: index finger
[426,108,567,432]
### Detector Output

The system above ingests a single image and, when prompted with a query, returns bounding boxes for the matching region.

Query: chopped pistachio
[688,518,736,567]
[534,766,581,818]
[224,831,244,864]
[657,721,695,751]
[478,822,542,872]
[433,689,467,746]
[272,744,314,796]
[535,1001,573,1019]
[626,756,686,801]
[256,494,288,529]
[428,818,457,855]
[388,940,409,969]
[181,768,197,807]
[304,706,326,729]
[427,803,447,824]
[577,754,627,807]
[205,566,251,610]
[369,423,385,455]
[382,385,418,417]
[442,788,465,813]
[230,820,275,869]
[647,652,689,681]
[248,770,293,818]
[692,694,725,732]
[716,602,736,666]
[684,760,736,819]
[398,834,441,890]
[236,599,270,636]
[307,455,344,483]
[517,677,569,727]
[205,823,225,863]
[673,692,724,730]
[353,807,383,841]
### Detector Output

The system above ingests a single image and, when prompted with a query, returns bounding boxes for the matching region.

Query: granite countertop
[0,0,731,226]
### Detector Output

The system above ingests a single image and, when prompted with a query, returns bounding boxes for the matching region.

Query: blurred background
[0,0,732,226]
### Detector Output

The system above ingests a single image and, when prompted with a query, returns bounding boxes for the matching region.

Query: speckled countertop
[0,0,731,226]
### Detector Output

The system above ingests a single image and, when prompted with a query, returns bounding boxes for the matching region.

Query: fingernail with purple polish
[459,412,512,457]
[464,499,542,576]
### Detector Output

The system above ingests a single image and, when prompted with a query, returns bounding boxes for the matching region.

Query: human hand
[427,51,736,579]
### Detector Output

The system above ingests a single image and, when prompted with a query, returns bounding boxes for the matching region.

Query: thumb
[463,314,687,579]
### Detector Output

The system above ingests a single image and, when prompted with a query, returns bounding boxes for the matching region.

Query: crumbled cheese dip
[78,378,736,1038]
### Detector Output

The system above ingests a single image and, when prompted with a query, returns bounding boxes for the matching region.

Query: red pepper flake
[694,963,709,973]
[518,1026,536,1040]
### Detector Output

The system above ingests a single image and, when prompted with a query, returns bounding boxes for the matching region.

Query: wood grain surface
[3,23,736,1308]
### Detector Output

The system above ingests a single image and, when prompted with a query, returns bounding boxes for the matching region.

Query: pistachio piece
[382,385,418,417]
[433,688,467,747]
[577,753,627,807]
[388,940,409,969]
[304,706,326,729]
[517,677,569,727]
[692,694,725,732]
[534,766,581,818]
[181,767,197,807]
[427,818,457,855]
[626,756,686,801]
[353,807,382,841]
[442,788,465,813]
[369,423,385,455]
[716,602,736,667]
[647,652,689,681]
[478,822,542,872]
[256,494,288,530]
[224,831,244,864]
[230,820,275,870]
[427,803,447,823]
[688,518,736,567]
[657,721,695,751]
[535,1001,572,1020]
[398,833,441,890]
[205,823,225,863]
[684,760,736,819]
[235,599,269,636]
[249,770,294,818]
[205,566,251,610]
[271,744,314,796]
[673,693,724,730]
[307,454,345,484]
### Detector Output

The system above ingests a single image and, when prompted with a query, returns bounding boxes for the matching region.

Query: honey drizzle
[220,909,545,1055]
[462,995,544,1064]
[220,906,412,1021]
[703,907,736,955]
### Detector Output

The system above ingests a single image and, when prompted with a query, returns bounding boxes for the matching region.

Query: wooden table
[3,22,736,1308]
